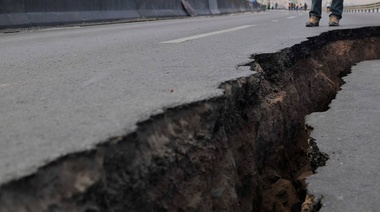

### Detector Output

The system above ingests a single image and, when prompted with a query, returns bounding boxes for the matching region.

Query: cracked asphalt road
[307,60,380,211]
[0,10,379,189]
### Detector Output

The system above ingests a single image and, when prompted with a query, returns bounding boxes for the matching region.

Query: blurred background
[257,0,379,9]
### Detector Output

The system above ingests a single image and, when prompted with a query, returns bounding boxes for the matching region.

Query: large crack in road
[0,26,379,212]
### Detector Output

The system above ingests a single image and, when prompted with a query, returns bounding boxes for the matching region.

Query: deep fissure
[0,27,379,212]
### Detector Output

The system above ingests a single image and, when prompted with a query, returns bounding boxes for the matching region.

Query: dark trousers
[309,0,344,19]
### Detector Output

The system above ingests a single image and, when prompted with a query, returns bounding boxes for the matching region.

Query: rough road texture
[0,27,379,212]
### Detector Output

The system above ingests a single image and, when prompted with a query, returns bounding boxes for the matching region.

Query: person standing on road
[306,0,344,27]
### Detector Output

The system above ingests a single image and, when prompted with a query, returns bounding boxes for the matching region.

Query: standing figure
[306,0,343,27]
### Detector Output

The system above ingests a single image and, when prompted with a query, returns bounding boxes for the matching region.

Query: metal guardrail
[344,2,380,13]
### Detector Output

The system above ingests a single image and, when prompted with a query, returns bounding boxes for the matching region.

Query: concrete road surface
[307,60,380,211]
[0,10,379,189]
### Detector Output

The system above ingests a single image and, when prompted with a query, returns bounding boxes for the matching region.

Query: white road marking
[0,84,9,87]
[287,16,297,19]
[272,20,279,22]
[161,25,254,44]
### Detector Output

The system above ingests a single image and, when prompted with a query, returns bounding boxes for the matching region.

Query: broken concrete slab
[307,60,380,212]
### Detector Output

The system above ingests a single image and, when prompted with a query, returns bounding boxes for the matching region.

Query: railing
[344,2,380,13]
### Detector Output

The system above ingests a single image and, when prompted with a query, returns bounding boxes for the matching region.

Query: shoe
[329,15,340,26]
[306,16,320,27]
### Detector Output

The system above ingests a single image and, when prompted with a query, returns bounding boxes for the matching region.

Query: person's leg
[330,0,344,19]
[309,0,323,19]
[329,0,343,26]
[306,0,322,27]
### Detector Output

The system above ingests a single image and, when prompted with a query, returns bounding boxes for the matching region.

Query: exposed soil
[0,27,379,212]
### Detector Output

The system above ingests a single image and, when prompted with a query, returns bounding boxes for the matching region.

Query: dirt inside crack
[0,27,379,212]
